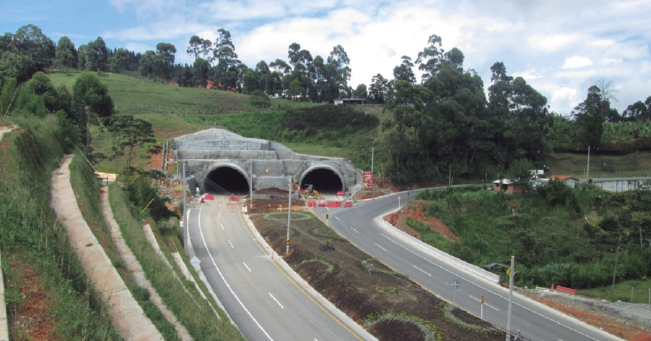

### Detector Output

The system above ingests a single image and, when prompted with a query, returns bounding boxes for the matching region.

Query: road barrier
[307,200,316,207]
[336,191,345,196]
[317,199,327,207]
[229,195,239,201]
[204,194,214,200]
[344,200,353,208]
[556,285,576,294]
[327,201,342,207]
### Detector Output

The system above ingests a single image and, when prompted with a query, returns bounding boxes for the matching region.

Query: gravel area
[520,287,651,333]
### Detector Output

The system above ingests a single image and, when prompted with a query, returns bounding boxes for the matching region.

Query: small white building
[590,177,651,192]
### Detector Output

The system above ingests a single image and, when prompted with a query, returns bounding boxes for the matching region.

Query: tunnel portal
[300,168,343,194]
[205,167,249,195]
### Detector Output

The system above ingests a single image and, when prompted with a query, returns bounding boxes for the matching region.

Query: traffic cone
[551,283,555,291]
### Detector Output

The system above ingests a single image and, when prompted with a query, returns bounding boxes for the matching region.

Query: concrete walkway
[51,155,163,341]
[100,189,192,340]
[0,125,16,341]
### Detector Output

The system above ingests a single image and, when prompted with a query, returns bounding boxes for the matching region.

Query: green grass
[108,182,244,341]
[0,116,120,340]
[579,278,651,304]
[546,151,651,178]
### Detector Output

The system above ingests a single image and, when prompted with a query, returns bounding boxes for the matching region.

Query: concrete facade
[591,177,651,192]
[173,128,363,195]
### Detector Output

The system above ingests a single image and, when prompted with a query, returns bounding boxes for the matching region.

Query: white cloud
[562,56,593,69]
[97,0,650,114]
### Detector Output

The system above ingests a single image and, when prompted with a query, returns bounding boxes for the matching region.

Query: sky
[2,0,650,114]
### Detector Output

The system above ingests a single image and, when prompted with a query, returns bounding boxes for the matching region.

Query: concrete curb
[374,217,500,284]
[51,155,163,341]
[0,249,9,341]
[100,189,192,341]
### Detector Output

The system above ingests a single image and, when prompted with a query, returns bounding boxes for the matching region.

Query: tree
[104,115,156,175]
[508,158,535,193]
[54,36,78,69]
[72,72,115,146]
[85,37,109,71]
[353,84,367,99]
[393,56,416,83]
[28,71,59,112]
[110,48,131,73]
[212,28,242,90]
[369,74,389,104]
[249,89,271,108]
[187,35,212,60]
[156,42,176,80]
[573,85,610,148]
[415,34,444,82]
[192,58,211,88]
[0,25,55,82]
[138,50,157,78]
[622,97,651,122]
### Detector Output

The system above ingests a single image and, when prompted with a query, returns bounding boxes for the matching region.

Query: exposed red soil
[7,256,56,341]
[384,200,459,242]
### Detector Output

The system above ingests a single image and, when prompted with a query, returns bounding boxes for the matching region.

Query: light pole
[182,161,188,253]
[286,176,292,256]
[505,256,515,341]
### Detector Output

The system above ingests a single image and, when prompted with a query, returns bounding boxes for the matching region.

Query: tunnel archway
[300,167,344,194]
[204,166,249,195]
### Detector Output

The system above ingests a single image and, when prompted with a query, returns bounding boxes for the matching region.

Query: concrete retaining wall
[374,217,501,284]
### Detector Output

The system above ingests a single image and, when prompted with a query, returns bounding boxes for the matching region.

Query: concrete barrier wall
[374,217,501,284]
[0,249,8,341]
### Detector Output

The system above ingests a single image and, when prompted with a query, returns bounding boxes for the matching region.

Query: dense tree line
[2,24,651,186]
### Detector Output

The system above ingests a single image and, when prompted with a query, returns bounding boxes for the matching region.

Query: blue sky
[2,0,650,114]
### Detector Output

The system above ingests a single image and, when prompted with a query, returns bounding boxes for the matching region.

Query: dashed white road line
[269,293,284,309]
[243,262,252,272]
[412,264,432,276]
[218,213,221,218]
[469,295,499,311]
[228,240,234,248]
[374,243,388,252]
[335,216,340,221]
[221,223,224,230]
[196,206,274,341]
[350,226,359,233]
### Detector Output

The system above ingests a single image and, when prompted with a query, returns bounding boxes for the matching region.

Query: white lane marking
[335,216,340,221]
[243,262,251,272]
[469,295,499,311]
[379,232,602,340]
[412,265,432,276]
[196,206,274,341]
[374,243,388,252]
[228,240,234,248]
[350,226,359,233]
[269,293,284,309]
[218,213,221,218]
[220,223,224,230]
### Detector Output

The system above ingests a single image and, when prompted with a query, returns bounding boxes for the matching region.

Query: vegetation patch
[364,312,442,341]
[263,211,312,221]
[436,302,499,334]
[295,257,337,282]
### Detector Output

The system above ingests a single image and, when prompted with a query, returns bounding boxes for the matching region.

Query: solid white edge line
[197,205,274,341]
[379,232,603,341]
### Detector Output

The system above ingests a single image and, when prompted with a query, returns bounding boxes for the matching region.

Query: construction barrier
[344,200,353,208]
[327,201,342,207]
[204,194,214,200]
[336,191,345,196]
[317,199,327,207]
[556,285,576,294]
[307,200,316,207]
[229,195,239,202]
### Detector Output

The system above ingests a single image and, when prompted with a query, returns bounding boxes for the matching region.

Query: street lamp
[286,176,292,256]
[485,257,516,340]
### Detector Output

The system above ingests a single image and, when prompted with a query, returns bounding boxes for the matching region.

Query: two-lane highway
[319,191,622,341]
[189,195,367,341]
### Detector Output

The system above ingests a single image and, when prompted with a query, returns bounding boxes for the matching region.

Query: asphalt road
[188,195,367,341]
[318,190,622,341]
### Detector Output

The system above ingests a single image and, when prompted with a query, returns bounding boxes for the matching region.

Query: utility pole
[448,165,452,189]
[286,176,292,256]
[587,146,591,179]
[611,234,622,301]
[505,256,515,341]
[371,145,375,175]
[182,161,187,253]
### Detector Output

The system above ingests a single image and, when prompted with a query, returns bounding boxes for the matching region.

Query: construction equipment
[301,184,322,199]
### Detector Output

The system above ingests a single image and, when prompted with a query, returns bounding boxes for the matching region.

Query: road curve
[318,190,623,341]
[188,195,370,341]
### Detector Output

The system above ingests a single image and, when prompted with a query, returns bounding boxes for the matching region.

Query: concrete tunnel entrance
[300,168,344,194]
[205,167,249,195]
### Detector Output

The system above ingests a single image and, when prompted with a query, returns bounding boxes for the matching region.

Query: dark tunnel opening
[300,168,343,194]
[205,167,249,195]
